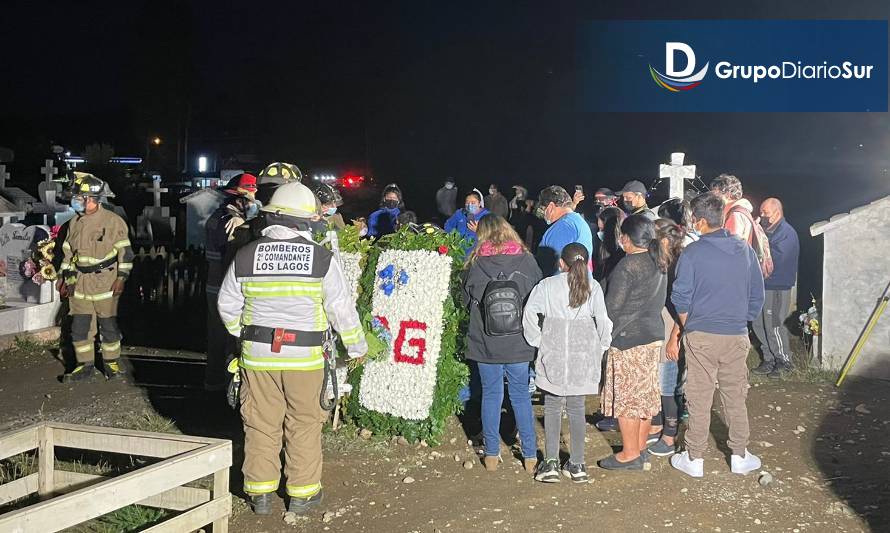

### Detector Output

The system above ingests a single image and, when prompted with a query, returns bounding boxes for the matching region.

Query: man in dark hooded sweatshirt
[669,192,764,479]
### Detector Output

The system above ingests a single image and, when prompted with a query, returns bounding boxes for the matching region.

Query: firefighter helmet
[257,162,302,184]
[312,182,343,207]
[70,173,106,197]
[223,173,258,196]
[261,181,318,218]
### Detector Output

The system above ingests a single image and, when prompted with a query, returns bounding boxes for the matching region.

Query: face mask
[324,207,337,217]
[71,198,85,213]
[760,216,771,228]
[245,203,259,220]
[359,227,368,237]
[466,204,480,215]
[617,238,625,252]
[489,190,497,196]
[597,230,605,241]
[445,183,454,189]
[383,199,399,209]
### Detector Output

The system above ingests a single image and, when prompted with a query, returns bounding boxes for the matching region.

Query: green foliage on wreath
[345,225,470,445]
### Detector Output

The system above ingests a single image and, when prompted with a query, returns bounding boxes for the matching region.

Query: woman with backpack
[463,214,543,473]
[522,243,613,483]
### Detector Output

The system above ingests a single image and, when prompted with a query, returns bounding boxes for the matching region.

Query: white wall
[821,199,890,379]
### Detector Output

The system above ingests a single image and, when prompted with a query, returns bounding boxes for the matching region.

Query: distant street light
[152,137,162,146]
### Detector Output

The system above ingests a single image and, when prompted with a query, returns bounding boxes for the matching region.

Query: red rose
[438,245,449,255]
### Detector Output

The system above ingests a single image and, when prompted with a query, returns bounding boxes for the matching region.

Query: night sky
[2,0,890,301]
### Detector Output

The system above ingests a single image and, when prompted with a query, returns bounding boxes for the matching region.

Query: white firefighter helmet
[260,181,318,218]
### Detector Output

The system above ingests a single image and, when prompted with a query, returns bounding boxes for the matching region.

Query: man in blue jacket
[751,198,800,378]
[669,192,764,479]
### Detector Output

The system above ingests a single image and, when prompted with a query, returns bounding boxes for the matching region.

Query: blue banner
[579,20,888,112]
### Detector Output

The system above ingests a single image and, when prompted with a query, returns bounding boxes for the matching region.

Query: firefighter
[217,181,367,515]
[255,161,302,205]
[58,174,134,381]
[204,173,259,391]
[311,182,346,231]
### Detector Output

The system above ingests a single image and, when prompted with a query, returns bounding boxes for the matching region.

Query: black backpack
[481,272,524,337]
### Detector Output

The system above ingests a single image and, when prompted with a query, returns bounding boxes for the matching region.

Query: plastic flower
[438,245,449,255]
[21,259,37,278]
[397,269,409,285]
[40,263,58,281]
[379,264,395,279]
[32,272,45,285]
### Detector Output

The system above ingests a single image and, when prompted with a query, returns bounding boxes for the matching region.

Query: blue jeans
[458,361,481,404]
[659,360,680,396]
[477,362,537,459]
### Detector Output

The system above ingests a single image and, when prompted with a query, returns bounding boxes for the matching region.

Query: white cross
[659,152,696,200]
[145,178,169,208]
[41,159,58,186]
[0,165,9,189]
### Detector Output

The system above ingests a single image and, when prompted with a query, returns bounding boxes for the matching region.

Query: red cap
[238,173,257,192]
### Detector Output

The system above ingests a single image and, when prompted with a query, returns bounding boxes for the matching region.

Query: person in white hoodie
[523,242,613,483]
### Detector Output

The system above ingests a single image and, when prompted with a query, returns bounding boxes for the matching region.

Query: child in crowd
[523,243,613,483]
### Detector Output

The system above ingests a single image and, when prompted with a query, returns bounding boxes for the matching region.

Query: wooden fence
[0,422,232,533]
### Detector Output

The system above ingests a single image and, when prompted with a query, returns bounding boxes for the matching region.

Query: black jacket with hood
[462,246,542,364]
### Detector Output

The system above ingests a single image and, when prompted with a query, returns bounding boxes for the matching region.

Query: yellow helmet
[257,162,302,184]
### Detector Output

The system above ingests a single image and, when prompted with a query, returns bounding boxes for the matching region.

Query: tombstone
[179,188,226,248]
[0,223,52,304]
[136,179,176,244]
[0,165,39,213]
[29,159,69,226]
[659,152,696,200]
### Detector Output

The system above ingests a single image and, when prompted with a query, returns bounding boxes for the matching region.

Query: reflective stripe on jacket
[217,225,367,371]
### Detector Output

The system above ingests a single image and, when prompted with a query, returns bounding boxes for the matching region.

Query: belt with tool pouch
[240,325,325,353]
[76,257,117,274]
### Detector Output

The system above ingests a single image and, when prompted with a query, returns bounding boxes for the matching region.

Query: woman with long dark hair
[598,214,682,470]
[523,242,613,483]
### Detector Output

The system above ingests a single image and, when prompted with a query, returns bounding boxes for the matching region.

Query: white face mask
[617,236,626,251]
[597,230,605,241]
[445,183,454,189]
[359,227,368,238]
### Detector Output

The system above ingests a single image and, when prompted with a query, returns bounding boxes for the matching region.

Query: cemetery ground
[0,336,888,533]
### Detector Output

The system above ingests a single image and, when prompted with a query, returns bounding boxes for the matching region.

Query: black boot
[751,361,774,375]
[251,493,275,515]
[288,490,324,515]
[104,360,125,380]
[768,363,793,379]
[63,363,96,383]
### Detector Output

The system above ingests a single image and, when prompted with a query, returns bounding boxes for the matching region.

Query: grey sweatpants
[544,393,587,464]
[753,289,792,366]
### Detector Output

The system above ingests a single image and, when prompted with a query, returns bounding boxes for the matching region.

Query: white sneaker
[730,450,761,475]
[670,451,704,478]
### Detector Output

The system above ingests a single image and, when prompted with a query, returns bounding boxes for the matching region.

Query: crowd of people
[393,174,800,482]
[54,164,801,514]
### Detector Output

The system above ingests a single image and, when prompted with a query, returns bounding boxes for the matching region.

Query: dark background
[2,0,889,306]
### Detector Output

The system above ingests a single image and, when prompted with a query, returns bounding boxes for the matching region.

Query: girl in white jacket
[523,243,613,483]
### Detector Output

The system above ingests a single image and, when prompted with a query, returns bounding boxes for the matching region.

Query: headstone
[0,224,52,303]
[0,164,39,212]
[137,178,175,243]
[0,165,9,189]
[659,152,696,200]
[179,188,225,248]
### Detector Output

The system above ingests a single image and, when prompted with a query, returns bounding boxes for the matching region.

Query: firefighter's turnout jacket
[60,205,133,362]
[217,225,367,370]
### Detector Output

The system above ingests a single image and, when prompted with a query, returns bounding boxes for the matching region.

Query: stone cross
[0,165,9,190]
[659,152,696,200]
[40,159,58,186]
[145,179,169,208]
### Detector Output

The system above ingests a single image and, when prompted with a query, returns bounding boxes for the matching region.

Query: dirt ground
[1,344,888,533]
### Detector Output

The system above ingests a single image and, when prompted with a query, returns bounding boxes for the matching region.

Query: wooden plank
[53,471,211,511]
[0,424,39,460]
[47,422,222,445]
[37,425,54,497]
[51,422,228,459]
[211,467,230,533]
[0,441,231,532]
[140,495,231,533]
[0,473,38,505]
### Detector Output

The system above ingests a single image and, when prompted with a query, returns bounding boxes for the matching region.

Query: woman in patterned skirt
[599,214,682,470]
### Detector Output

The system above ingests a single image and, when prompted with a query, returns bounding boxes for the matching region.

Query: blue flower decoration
[379,264,395,279]
[381,280,395,296]
[398,269,410,285]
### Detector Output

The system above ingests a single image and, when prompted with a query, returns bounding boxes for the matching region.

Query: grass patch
[0,336,58,367]
[120,411,179,434]
[748,334,834,384]
[69,505,168,533]
[0,452,38,484]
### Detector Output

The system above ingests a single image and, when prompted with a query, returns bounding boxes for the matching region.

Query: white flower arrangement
[358,249,453,420]
[338,251,363,304]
